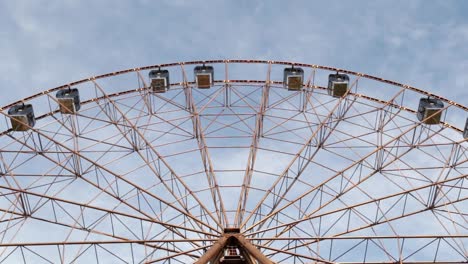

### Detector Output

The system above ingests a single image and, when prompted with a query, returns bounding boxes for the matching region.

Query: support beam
[236,235,275,264]
[194,236,229,264]
[195,229,275,264]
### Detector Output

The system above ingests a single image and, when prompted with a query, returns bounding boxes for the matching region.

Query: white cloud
[0,1,466,262]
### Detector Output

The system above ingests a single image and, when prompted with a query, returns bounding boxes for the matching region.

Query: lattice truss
[0,60,466,263]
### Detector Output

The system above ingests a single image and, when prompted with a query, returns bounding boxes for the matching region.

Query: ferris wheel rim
[0,59,466,263]
[2,59,466,112]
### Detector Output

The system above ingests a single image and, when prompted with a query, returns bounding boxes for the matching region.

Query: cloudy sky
[0,1,467,262]
[1,0,467,107]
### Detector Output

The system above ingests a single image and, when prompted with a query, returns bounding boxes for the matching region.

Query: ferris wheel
[0,60,466,263]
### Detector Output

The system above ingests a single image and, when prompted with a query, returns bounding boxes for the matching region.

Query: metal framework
[0,60,466,263]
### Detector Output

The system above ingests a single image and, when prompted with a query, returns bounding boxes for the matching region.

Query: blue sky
[0,1,467,262]
[1,0,467,106]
